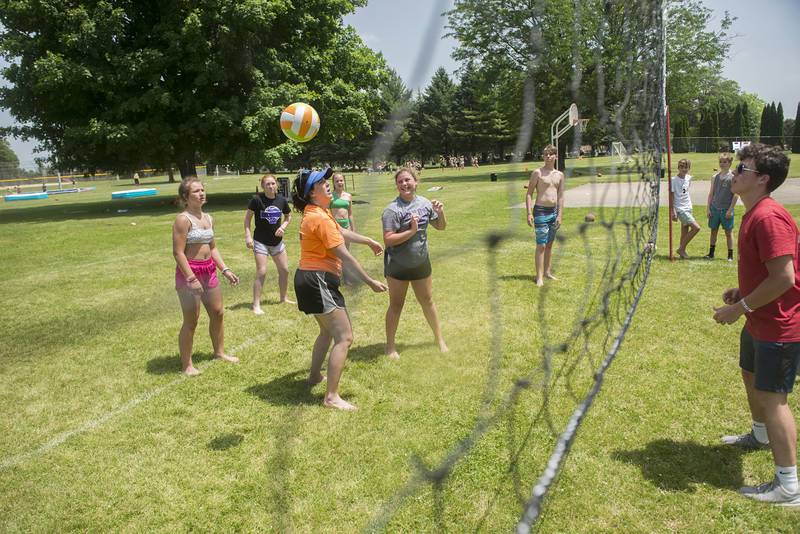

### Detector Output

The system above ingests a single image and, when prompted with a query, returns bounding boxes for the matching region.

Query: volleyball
[280,102,320,143]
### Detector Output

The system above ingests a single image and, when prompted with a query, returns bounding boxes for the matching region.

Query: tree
[776,102,785,147]
[0,137,19,178]
[759,105,769,143]
[0,0,385,177]
[698,105,719,152]
[732,103,744,138]
[672,115,691,153]
[410,68,457,161]
[793,102,800,154]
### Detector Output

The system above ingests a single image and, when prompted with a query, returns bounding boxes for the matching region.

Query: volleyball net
[354,0,666,531]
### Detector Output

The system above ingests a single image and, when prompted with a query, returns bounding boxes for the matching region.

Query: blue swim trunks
[533,205,558,245]
[708,206,734,232]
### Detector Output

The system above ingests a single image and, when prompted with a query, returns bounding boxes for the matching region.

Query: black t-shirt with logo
[248,193,291,246]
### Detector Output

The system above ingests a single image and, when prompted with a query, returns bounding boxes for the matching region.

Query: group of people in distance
[171,166,447,410]
[669,153,740,261]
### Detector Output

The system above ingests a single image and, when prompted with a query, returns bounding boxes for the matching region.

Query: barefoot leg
[315,309,356,410]
[411,276,448,353]
[252,251,268,313]
[177,288,202,375]
[385,277,409,359]
[202,286,239,363]
[272,249,295,303]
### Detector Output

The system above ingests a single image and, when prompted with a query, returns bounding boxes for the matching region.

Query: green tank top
[330,191,350,210]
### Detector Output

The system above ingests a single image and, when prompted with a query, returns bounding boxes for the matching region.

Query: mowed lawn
[1,156,798,532]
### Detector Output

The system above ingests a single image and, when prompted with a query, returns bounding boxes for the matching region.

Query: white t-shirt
[671,174,692,211]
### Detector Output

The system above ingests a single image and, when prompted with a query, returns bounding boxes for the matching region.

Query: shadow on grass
[246,370,324,407]
[146,352,214,375]
[208,433,245,451]
[499,274,537,282]
[347,341,430,362]
[612,439,746,491]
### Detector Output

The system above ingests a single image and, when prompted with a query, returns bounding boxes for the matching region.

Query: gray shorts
[676,208,695,226]
[254,240,286,257]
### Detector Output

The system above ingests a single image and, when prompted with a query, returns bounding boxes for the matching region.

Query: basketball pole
[665,105,674,261]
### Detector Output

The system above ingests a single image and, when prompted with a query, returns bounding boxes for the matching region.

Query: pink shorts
[175,258,219,290]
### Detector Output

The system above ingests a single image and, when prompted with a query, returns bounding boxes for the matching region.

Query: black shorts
[384,253,432,281]
[294,269,345,315]
[739,327,800,393]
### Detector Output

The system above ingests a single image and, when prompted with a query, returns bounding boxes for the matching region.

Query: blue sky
[2,0,798,168]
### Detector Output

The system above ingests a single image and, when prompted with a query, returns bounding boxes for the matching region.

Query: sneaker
[721,431,769,450]
[703,254,714,260]
[727,257,733,262]
[739,477,800,507]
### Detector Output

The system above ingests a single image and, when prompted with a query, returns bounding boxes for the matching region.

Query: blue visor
[303,167,333,197]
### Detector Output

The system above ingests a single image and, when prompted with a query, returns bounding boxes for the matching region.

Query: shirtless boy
[526,145,565,286]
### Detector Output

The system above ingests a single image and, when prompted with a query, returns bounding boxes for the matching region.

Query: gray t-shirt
[710,171,734,210]
[382,195,438,267]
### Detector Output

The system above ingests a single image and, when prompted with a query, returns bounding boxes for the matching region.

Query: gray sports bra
[183,212,214,245]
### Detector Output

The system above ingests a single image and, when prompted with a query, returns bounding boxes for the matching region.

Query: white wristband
[739,298,754,313]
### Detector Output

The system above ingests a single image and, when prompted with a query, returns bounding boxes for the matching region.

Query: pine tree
[732,103,744,138]
[777,102,785,147]
[793,102,800,154]
[759,105,768,143]
[742,101,751,138]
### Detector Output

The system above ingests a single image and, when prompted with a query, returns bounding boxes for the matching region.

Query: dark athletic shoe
[721,431,769,450]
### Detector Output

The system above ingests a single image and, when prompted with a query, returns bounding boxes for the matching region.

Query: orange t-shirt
[299,204,344,276]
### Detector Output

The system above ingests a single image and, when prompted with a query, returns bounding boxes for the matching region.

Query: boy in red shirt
[713,143,799,506]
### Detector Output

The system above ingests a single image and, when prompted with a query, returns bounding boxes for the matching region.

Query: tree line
[1,0,797,179]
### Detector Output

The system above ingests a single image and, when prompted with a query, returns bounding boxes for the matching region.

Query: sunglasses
[736,162,759,175]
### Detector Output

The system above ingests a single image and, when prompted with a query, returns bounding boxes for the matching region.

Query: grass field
[1,154,799,532]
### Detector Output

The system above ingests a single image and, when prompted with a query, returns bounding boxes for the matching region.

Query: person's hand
[722,287,740,305]
[367,239,383,256]
[275,227,285,238]
[527,213,533,227]
[188,278,204,295]
[432,200,445,217]
[223,269,239,286]
[367,278,387,293]
[555,214,562,229]
[706,207,711,219]
[410,214,419,232]
[725,208,733,220]
[713,302,743,325]
[671,210,677,222]
[245,237,254,249]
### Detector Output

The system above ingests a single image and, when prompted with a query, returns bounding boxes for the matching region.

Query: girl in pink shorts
[172,177,240,376]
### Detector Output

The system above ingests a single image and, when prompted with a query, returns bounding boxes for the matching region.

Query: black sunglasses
[736,162,759,175]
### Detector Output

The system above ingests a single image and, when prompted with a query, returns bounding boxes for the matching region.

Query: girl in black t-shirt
[244,174,294,313]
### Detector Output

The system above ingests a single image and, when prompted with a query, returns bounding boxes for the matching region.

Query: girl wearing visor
[292,168,387,410]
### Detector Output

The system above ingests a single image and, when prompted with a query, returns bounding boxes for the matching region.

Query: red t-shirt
[737,197,800,342]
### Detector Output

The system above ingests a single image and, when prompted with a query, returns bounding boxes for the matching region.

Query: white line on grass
[0,334,268,471]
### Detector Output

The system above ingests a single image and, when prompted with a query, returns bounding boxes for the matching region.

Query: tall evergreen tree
[672,115,691,153]
[759,105,769,143]
[793,102,800,154]
[777,102,785,147]
[732,103,744,138]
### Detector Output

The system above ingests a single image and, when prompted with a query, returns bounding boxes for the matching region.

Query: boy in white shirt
[670,159,701,259]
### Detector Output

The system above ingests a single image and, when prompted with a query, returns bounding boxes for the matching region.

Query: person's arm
[525,171,539,227]
[343,192,355,232]
[339,226,382,255]
[383,215,418,247]
[669,178,677,221]
[713,255,795,324]
[430,200,446,230]
[330,244,386,293]
[706,176,716,219]
[275,211,292,238]
[556,172,565,227]
[244,210,254,249]
[172,216,204,293]
[726,193,738,219]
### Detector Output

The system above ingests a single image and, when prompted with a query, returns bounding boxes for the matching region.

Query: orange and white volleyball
[279,102,320,143]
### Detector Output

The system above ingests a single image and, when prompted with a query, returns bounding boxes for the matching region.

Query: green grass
[1,158,799,532]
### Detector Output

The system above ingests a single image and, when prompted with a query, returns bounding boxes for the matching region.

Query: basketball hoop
[568,103,579,125]
[577,119,589,133]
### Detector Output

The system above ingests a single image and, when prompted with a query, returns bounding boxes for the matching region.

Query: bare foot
[676,248,689,259]
[279,298,296,305]
[544,272,559,281]
[437,339,449,353]
[308,373,327,385]
[252,307,265,315]
[323,395,357,411]
[214,354,239,364]
[535,278,544,287]
[183,366,202,376]
[386,350,400,360]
